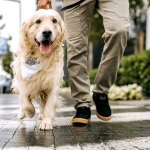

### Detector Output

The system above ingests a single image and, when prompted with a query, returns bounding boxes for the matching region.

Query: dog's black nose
[42,30,52,38]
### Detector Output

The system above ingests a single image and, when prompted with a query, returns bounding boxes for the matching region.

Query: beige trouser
[63,0,130,108]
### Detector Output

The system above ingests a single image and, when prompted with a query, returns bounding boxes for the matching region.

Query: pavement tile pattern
[0,90,150,150]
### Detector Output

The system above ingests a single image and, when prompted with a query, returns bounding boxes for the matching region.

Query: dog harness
[21,57,43,80]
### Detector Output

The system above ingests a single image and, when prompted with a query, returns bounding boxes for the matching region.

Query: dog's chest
[20,55,63,95]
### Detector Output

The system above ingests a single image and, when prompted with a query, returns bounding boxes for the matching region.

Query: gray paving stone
[81,143,109,150]
[127,137,150,149]
[3,142,29,149]
[56,144,81,150]
[0,142,7,149]
[29,146,54,150]
[0,93,150,150]
[105,140,138,150]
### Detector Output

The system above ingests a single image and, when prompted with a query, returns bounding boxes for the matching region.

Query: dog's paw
[39,118,53,130]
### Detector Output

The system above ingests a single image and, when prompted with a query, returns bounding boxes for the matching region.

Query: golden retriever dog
[11,9,66,130]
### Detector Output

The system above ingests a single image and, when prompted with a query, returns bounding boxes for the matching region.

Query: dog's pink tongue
[40,44,52,54]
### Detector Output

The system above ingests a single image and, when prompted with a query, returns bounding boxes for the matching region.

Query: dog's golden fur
[11,9,66,130]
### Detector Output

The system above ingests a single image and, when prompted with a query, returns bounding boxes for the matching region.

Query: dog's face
[21,9,66,55]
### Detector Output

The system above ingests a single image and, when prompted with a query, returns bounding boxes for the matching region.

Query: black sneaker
[72,106,91,125]
[93,93,111,121]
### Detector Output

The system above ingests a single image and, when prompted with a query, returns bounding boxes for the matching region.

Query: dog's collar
[21,57,43,80]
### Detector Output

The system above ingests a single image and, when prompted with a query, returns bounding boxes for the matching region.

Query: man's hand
[37,0,52,10]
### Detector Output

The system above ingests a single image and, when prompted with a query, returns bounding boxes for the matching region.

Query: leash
[60,0,85,11]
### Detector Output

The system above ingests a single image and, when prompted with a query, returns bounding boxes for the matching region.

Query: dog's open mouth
[35,39,53,54]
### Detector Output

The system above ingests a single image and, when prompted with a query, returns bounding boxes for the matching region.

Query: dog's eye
[52,18,57,24]
[35,19,41,24]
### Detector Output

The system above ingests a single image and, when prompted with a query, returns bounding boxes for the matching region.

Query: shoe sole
[96,113,111,121]
[72,118,90,124]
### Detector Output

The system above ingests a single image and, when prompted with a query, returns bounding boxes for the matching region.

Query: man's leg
[93,0,130,121]
[63,0,96,124]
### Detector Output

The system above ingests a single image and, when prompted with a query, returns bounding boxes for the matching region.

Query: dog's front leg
[18,95,26,119]
[38,100,46,120]
[20,95,35,118]
[39,92,56,130]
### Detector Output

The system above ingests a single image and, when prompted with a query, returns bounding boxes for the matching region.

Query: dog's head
[20,9,66,55]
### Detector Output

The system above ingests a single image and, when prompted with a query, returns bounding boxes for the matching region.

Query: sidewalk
[0,88,150,150]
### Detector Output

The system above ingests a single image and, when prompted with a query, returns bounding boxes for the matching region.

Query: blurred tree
[2,45,13,77]
[89,0,150,54]
[0,14,13,76]
[129,0,150,53]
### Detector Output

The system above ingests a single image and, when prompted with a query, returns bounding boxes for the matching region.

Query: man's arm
[37,0,52,10]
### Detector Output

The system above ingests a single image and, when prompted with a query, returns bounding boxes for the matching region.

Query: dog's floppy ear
[21,18,32,36]
[60,20,67,42]
[20,18,33,47]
